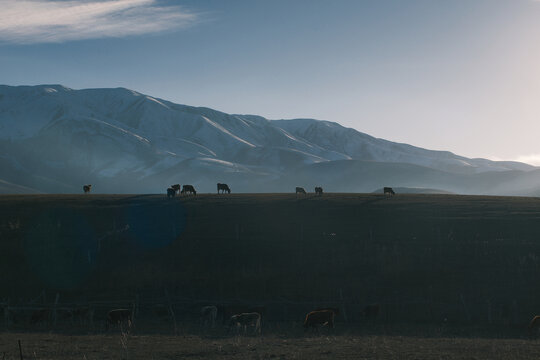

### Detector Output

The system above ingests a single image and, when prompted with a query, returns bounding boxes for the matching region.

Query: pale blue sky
[1,0,540,163]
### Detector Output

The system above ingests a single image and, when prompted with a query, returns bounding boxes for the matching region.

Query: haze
[1,0,539,164]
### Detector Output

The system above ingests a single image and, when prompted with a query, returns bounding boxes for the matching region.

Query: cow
[217,183,231,194]
[167,187,176,198]
[200,305,218,328]
[218,305,266,325]
[83,184,92,194]
[529,315,540,338]
[383,187,395,195]
[296,187,306,195]
[315,186,323,196]
[303,309,335,331]
[181,184,197,195]
[105,309,132,331]
[30,308,50,326]
[229,312,261,335]
[362,304,380,320]
[171,184,181,194]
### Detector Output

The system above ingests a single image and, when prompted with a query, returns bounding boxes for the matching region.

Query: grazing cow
[296,187,306,195]
[30,308,50,326]
[362,304,380,320]
[167,187,176,198]
[83,184,92,194]
[315,186,323,196]
[529,315,540,338]
[217,183,231,194]
[200,305,218,328]
[383,187,395,195]
[181,184,197,195]
[304,310,335,331]
[219,305,266,324]
[171,184,181,194]
[105,309,132,331]
[229,312,261,335]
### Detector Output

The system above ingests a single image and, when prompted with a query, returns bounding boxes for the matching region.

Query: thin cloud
[0,0,200,44]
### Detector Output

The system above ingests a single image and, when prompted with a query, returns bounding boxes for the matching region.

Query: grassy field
[2,330,540,360]
[2,193,540,359]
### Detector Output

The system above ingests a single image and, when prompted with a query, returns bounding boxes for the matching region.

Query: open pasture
[2,329,540,360]
[2,193,540,358]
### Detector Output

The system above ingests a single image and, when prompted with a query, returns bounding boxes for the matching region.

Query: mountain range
[1,84,539,195]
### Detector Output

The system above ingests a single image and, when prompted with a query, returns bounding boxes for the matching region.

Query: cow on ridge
[83,184,92,194]
[384,187,395,195]
[217,183,231,194]
[315,186,323,196]
[167,187,176,198]
[181,185,197,195]
[171,184,181,194]
[296,187,306,195]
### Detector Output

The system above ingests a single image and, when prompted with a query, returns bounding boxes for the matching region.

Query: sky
[1,0,540,164]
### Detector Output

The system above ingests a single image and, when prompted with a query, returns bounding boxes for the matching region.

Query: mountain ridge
[0,84,537,195]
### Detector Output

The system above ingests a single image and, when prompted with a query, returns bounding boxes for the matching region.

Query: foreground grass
[2,332,540,360]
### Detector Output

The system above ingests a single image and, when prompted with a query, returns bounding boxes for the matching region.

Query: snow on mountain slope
[0,84,536,194]
[272,119,535,174]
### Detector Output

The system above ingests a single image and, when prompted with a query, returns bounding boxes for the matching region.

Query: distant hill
[0,84,537,195]
[372,187,454,195]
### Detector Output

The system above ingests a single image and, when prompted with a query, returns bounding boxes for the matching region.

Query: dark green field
[1,193,540,329]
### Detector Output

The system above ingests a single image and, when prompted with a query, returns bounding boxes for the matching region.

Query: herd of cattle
[82,184,398,197]
[7,301,540,337]
[3,303,383,335]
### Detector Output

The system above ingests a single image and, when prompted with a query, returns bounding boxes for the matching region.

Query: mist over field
[0,84,538,196]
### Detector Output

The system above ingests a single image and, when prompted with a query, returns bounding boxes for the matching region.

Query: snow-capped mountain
[0,84,537,195]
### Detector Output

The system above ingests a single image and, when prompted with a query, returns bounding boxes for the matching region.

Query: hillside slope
[0,84,537,194]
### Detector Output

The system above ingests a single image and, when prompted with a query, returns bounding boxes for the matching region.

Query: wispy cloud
[0,0,200,44]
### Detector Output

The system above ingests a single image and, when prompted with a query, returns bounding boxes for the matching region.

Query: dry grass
[2,331,540,360]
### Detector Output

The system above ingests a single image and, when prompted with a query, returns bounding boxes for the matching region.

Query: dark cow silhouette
[105,309,132,330]
[181,184,197,195]
[304,309,335,331]
[315,186,323,196]
[296,187,306,195]
[171,184,181,194]
[384,187,395,195]
[217,183,231,194]
[529,315,540,338]
[229,312,261,334]
[167,187,176,198]
[362,304,380,320]
[83,184,92,194]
